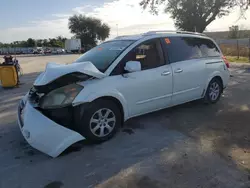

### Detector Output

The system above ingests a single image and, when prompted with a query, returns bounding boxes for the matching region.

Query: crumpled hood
[34,61,106,86]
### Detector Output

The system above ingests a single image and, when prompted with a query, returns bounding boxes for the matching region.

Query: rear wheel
[77,99,122,142]
[204,78,223,104]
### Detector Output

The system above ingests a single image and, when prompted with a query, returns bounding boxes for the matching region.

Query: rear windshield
[75,40,135,72]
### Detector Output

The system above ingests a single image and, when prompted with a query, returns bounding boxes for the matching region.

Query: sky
[0,0,250,43]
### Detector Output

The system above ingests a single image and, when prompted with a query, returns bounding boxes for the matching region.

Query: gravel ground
[0,56,249,188]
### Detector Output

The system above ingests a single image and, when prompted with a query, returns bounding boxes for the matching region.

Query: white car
[18,31,230,157]
[51,49,58,54]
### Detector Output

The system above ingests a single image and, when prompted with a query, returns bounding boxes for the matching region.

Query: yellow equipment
[0,64,19,87]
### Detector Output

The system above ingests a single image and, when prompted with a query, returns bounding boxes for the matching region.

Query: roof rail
[114,35,131,39]
[143,30,206,36]
[114,34,143,40]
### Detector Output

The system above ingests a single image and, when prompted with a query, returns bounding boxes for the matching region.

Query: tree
[68,14,110,47]
[36,39,43,47]
[42,39,48,47]
[140,0,250,33]
[228,25,250,38]
[57,36,67,43]
[56,36,67,48]
[26,38,36,47]
[228,25,239,38]
[0,38,68,48]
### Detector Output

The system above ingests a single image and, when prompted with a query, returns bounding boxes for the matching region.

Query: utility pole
[116,24,118,36]
[237,39,239,60]
[249,38,250,63]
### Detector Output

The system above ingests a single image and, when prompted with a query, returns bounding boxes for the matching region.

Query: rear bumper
[17,96,85,157]
[223,69,230,88]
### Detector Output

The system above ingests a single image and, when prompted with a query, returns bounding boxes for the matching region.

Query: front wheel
[77,99,122,142]
[203,78,223,104]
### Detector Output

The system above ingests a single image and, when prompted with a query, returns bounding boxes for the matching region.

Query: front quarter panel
[73,78,129,120]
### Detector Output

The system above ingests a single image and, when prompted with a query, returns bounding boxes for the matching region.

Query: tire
[77,99,122,142]
[203,78,223,104]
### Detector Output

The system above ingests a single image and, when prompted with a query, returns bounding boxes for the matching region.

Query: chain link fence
[215,38,250,62]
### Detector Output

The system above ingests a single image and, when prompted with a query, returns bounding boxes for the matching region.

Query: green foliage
[226,56,249,63]
[0,36,67,48]
[140,0,250,33]
[228,25,239,39]
[228,25,250,38]
[68,14,110,48]
[26,38,36,47]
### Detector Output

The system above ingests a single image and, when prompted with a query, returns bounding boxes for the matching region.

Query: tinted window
[122,39,165,71]
[74,40,134,72]
[163,37,203,63]
[199,39,221,57]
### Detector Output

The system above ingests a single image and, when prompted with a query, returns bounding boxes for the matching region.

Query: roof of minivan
[112,31,211,41]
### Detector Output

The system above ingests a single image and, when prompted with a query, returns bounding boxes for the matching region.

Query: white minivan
[18,31,230,157]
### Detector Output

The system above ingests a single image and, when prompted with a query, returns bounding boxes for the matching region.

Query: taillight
[222,56,230,68]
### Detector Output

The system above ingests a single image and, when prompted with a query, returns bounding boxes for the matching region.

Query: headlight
[40,84,83,109]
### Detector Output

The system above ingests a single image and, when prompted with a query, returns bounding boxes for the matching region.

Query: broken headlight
[40,83,83,109]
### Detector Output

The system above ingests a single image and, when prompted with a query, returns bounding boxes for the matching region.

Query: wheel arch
[203,72,224,97]
[93,96,125,124]
[73,91,129,121]
[213,76,223,86]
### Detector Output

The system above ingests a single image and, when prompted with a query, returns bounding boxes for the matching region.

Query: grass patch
[226,56,250,63]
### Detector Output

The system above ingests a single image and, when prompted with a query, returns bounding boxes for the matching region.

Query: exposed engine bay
[25,61,107,132]
[33,72,90,94]
[28,71,91,132]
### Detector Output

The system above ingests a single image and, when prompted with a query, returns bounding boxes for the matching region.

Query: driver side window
[111,39,165,75]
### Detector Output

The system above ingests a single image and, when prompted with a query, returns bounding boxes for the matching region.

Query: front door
[111,38,173,117]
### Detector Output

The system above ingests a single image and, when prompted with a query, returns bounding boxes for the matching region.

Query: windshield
[74,40,135,72]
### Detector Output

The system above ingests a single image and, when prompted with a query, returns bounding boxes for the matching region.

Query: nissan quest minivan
[18,31,230,157]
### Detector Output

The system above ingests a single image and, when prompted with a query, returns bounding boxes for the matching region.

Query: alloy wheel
[209,82,220,101]
[89,108,116,137]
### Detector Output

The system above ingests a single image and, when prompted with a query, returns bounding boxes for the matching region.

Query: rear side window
[162,37,221,63]
[199,39,221,57]
[163,37,202,63]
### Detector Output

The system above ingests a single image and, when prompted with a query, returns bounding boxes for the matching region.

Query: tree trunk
[195,24,207,33]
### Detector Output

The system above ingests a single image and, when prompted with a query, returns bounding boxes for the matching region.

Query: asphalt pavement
[0,56,249,188]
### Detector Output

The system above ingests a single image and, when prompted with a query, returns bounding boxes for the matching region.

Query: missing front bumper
[17,99,85,157]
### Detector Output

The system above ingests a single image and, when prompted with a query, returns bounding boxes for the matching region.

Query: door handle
[175,68,183,73]
[161,71,171,76]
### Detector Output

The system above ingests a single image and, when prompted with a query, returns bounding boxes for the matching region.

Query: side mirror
[124,61,141,73]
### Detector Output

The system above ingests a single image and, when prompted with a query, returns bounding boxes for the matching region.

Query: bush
[220,44,249,57]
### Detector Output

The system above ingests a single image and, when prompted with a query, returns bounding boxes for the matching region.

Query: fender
[202,71,223,97]
[73,89,129,121]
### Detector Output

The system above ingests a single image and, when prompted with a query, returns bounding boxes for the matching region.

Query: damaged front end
[29,79,85,132]
[18,62,105,157]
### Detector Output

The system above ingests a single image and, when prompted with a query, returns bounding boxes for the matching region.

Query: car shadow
[122,66,250,175]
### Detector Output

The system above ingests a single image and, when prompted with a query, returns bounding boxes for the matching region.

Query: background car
[57,49,65,54]
[33,49,44,54]
[44,49,52,54]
